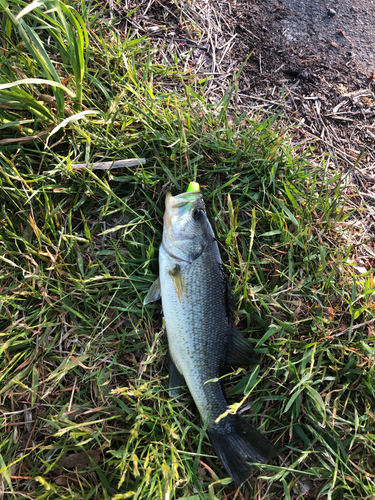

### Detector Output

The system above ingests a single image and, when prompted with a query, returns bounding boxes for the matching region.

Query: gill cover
[162,190,208,302]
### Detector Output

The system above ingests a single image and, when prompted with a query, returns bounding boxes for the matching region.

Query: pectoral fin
[143,277,161,305]
[169,265,183,302]
[169,356,186,398]
[226,326,260,367]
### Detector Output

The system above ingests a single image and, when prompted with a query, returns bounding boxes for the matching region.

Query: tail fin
[207,413,278,487]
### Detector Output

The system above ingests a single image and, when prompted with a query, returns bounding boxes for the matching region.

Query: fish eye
[192,209,203,220]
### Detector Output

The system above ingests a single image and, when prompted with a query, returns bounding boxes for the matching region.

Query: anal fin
[169,356,186,398]
[226,326,260,368]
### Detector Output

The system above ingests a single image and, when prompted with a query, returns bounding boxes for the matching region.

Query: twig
[69,158,145,170]
[331,317,375,338]
[0,127,54,144]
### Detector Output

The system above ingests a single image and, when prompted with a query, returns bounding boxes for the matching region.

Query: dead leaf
[70,355,99,370]
[329,305,335,322]
[57,450,100,471]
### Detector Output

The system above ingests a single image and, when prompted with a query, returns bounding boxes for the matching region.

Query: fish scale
[159,235,229,426]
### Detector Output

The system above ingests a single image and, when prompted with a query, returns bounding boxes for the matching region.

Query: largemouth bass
[144,188,278,486]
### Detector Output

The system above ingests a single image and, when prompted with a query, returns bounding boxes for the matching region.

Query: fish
[144,188,279,486]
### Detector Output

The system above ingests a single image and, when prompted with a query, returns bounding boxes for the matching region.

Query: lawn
[0,1,375,499]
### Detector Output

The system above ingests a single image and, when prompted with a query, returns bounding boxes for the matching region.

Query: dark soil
[233,0,375,88]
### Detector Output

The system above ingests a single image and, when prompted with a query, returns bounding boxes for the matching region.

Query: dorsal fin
[226,326,260,367]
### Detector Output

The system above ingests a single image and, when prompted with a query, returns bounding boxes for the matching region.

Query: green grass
[1,0,375,499]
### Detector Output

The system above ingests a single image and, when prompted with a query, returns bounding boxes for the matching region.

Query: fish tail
[207,413,278,487]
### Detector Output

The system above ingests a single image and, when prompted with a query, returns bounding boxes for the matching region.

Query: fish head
[163,190,211,262]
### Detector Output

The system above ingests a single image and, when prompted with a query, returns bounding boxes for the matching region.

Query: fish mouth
[164,190,202,229]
